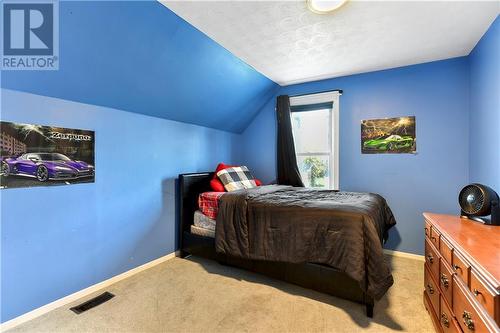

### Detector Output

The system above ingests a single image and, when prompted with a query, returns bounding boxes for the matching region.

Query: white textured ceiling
[161,1,499,85]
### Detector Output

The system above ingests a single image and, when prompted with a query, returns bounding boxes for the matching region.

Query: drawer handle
[431,236,437,241]
[441,313,450,328]
[473,289,482,297]
[462,311,475,331]
[453,264,461,271]
[427,283,434,294]
[426,254,434,264]
[440,273,449,288]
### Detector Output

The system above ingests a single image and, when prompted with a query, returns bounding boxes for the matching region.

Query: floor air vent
[70,292,115,314]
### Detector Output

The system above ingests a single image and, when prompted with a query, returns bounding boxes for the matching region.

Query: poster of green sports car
[361,116,416,154]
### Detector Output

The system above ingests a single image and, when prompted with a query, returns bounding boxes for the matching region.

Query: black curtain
[276,95,304,187]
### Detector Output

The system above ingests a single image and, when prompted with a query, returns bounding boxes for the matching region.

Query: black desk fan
[459,183,500,225]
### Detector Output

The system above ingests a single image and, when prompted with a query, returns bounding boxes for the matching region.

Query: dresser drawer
[470,269,500,326]
[441,295,461,333]
[425,290,444,333]
[425,264,440,316]
[453,276,492,333]
[440,237,453,266]
[440,259,454,307]
[453,251,471,287]
[426,238,440,281]
[425,220,432,239]
[430,226,441,250]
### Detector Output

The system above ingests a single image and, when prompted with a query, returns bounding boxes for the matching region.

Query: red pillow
[210,178,226,192]
[210,163,262,191]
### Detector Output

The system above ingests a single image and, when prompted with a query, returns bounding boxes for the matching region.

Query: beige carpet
[7,254,434,333]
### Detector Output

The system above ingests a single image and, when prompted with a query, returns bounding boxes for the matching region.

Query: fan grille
[459,185,485,215]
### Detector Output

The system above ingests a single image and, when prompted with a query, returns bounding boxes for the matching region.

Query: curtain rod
[290,89,343,97]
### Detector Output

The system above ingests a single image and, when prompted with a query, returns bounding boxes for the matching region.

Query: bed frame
[178,172,375,317]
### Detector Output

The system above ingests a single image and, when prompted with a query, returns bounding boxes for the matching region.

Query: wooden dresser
[423,213,500,333]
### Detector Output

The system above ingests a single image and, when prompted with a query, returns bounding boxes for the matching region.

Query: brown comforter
[215,185,396,300]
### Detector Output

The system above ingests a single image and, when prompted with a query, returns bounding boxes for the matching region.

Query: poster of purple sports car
[0,121,95,189]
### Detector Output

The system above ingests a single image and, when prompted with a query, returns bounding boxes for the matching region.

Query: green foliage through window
[302,157,328,188]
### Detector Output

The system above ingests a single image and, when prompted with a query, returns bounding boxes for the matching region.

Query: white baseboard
[383,249,425,261]
[1,251,180,332]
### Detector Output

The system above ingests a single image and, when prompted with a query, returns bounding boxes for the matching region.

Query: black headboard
[178,172,213,249]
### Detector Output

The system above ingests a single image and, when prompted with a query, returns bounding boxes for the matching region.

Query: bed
[178,172,396,317]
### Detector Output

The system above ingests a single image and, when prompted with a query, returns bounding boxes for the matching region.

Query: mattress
[194,210,216,231]
[190,225,215,238]
[198,191,224,219]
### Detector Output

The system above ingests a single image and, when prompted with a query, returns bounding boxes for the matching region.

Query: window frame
[290,91,340,190]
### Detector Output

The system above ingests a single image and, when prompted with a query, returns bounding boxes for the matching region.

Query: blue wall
[1,1,278,133]
[0,89,238,322]
[469,16,500,192]
[240,58,472,255]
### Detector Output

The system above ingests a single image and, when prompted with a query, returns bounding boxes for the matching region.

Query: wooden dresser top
[423,212,500,291]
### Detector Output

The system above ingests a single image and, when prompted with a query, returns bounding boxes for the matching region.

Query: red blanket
[198,192,224,220]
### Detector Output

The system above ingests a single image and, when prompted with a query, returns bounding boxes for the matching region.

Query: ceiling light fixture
[306,0,348,14]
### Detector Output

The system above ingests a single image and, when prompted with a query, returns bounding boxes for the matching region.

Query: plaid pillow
[217,166,257,192]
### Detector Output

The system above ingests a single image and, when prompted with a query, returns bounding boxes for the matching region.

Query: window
[290,91,340,190]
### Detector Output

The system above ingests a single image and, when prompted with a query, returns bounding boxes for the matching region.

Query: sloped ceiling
[163,1,499,85]
[1,1,278,133]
